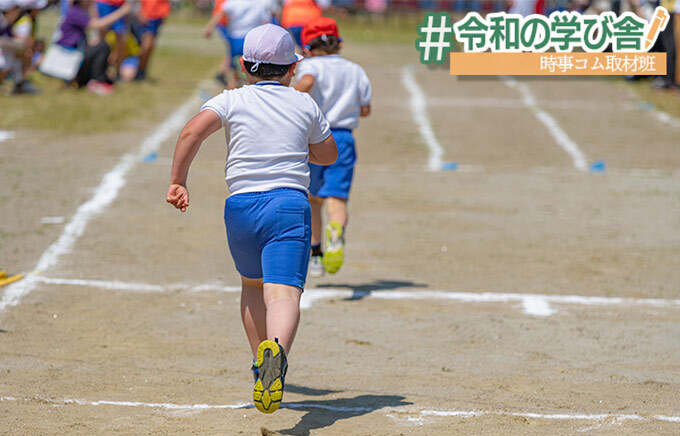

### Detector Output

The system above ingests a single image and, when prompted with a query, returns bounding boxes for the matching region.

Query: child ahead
[166,23,336,414]
[295,17,372,277]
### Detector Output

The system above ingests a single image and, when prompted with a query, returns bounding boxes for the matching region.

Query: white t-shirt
[201,82,331,196]
[223,0,271,39]
[296,54,372,130]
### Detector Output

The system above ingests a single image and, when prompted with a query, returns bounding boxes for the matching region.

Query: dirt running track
[1,41,680,435]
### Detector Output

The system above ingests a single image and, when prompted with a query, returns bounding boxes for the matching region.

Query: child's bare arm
[166,111,222,212]
[203,11,227,38]
[295,75,315,93]
[360,104,371,117]
[309,134,337,166]
[88,2,131,30]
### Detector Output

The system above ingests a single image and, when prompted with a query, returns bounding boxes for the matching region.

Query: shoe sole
[253,340,284,414]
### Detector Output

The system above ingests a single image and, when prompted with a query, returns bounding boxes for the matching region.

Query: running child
[134,0,170,81]
[203,0,272,89]
[295,17,372,276]
[166,23,336,414]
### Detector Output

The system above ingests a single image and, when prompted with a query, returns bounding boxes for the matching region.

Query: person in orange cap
[295,16,372,277]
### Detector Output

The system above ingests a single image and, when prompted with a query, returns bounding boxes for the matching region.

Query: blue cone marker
[441,162,459,171]
[590,160,606,173]
[142,151,158,163]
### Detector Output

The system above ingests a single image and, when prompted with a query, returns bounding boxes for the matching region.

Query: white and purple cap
[242,24,303,73]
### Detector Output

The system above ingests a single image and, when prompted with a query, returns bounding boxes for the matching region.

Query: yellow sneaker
[322,222,344,274]
[253,339,287,414]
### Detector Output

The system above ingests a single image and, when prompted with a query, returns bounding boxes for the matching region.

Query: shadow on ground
[317,279,427,300]
[275,394,412,435]
[285,384,342,396]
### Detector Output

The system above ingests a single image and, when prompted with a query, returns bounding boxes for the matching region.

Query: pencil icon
[644,7,670,51]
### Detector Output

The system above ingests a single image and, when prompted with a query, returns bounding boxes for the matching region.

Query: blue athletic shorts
[288,26,303,47]
[217,24,229,42]
[140,18,164,36]
[227,36,245,61]
[309,129,356,199]
[96,2,126,34]
[224,188,311,290]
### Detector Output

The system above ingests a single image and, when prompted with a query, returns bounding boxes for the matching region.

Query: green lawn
[0,10,222,134]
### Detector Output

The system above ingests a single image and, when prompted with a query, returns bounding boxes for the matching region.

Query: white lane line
[2,395,679,425]
[0,97,199,313]
[652,110,680,128]
[501,76,588,171]
[32,276,241,294]
[0,130,16,143]
[30,276,680,317]
[401,65,444,171]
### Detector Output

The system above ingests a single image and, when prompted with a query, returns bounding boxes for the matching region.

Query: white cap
[242,24,303,67]
[0,0,17,12]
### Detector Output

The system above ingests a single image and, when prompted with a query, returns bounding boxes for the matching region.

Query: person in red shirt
[134,0,170,81]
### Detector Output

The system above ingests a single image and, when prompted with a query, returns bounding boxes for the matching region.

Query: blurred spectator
[52,0,131,93]
[10,0,47,93]
[134,0,170,81]
[95,0,127,79]
[1,0,22,87]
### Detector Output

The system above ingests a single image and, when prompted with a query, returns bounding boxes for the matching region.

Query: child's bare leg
[138,32,155,75]
[263,283,301,354]
[326,196,348,227]
[240,276,267,358]
[309,195,324,246]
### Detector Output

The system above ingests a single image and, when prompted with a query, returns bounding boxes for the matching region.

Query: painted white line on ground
[426,96,640,112]
[521,295,556,316]
[401,65,444,171]
[31,276,680,316]
[32,276,241,294]
[2,395,678,425]
[500,76,588,171]
[0,130,16,143]
[652,110,680,128]
[0,97,199,313]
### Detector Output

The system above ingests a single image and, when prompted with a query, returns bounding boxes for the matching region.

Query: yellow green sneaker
[322,222,344,274]
[253,339,287,414]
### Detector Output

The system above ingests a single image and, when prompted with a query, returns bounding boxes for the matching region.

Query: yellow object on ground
[0,272,24,287]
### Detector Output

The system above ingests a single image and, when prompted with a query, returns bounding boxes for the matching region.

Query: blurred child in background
[281,0,321,46]
[55,0,131,93]
[203,0,272,89]
[295,17,372,276]
[134,0,170,81]
[95,0,126,79]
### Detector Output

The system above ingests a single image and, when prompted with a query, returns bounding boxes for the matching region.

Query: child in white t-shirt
[203,0,273,89]
[295,17,372,277]
[167,23,336,414]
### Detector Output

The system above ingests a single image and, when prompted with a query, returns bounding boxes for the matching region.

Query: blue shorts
[140,18,164,36]
[309,129,356,199]
[224,188,311,289]
[227,36,245,61]
[96,2,126,34]
[288,26,303,47]
[217,24,229,42]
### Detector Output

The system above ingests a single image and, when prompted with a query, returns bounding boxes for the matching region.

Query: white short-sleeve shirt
[201,82,331,196]
[296,55,372,130]
[223,0,272,39]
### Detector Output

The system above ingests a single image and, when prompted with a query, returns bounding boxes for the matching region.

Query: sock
[311,244,322,257]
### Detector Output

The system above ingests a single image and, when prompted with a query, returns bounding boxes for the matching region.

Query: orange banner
[450,52,666,76]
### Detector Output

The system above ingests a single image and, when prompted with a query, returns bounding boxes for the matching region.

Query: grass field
[1,11,680,436]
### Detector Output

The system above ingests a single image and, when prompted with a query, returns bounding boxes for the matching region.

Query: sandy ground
[1,40,680,435]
